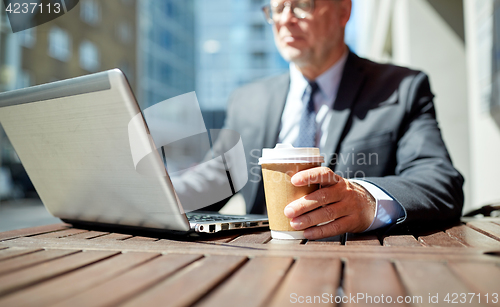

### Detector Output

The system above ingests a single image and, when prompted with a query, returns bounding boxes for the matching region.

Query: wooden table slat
[0,247,44,262]
[0,252,160,307]
[0,249,78,275]
[154,238,199,247]
[418,231,466,247]
[123,236,160,242]
[60,231,109,240]
[228,231,272,244]
[268,257,341,306]
[383,235,423,247]
[395,260,482,306]
[0,224,71,241]
[90,233,133,241]
[32,228,89,239]
[0,250,118,297]
[195,256,294,307]
[462,217,500,224]
[446,225,500,248]
[305,234,342,245]
[196,234,241,244]
[121,255,248,307]
[448,261,500,307]
[466,220,500,242]
[344,258,409,307]
[50,253,202,307]
[345,234,381,246]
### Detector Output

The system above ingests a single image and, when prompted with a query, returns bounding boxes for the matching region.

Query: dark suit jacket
[216,51,464,233]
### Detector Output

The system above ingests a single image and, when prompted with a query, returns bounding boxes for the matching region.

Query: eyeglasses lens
[266,0,313,22]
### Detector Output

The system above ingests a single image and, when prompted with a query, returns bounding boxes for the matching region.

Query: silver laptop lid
[0,69,190,231]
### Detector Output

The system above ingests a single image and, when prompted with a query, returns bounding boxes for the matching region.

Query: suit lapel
[323,52,366,167]
[264,74,290,148]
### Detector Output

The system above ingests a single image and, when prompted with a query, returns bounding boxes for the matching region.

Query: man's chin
[279,47,308,64]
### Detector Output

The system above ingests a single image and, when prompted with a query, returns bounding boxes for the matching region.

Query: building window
[48,27,71,62]
[252,52,267,68]
[203,39,220,54]
[117,22,133,44]
[18,28,36,48]
[79,40,100,72]
[80,0,100,25]
[251,24,265,40]
[164,2,174,17]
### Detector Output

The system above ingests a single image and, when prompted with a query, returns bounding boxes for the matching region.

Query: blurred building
[195,0,288,128]
[135,0,197,171]
[0,0,137,92]
[136,0,195,109]
[0,0,138,199]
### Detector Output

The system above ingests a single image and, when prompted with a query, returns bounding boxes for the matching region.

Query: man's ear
[339,0,352,27]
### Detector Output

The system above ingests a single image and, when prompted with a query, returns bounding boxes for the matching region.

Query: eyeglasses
[262,0,315,24]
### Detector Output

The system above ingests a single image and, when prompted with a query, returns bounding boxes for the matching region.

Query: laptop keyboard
[186,214,246,222]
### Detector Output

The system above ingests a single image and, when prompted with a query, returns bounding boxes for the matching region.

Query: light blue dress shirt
[278,51,405,231]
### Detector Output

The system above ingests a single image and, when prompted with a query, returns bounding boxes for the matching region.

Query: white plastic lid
[258,143,324,164]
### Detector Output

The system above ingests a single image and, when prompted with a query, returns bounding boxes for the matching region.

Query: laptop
[0,69,268,234]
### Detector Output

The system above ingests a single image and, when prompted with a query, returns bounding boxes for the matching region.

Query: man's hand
[284,167,376,240]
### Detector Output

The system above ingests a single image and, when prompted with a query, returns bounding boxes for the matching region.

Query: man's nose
[278,4,296,24]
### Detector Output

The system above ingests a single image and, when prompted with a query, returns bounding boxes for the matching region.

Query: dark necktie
[294,81,319,148]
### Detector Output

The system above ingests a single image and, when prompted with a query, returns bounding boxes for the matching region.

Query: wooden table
[0,219,499,307]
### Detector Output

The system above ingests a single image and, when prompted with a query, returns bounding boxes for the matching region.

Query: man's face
[271,0,351,67]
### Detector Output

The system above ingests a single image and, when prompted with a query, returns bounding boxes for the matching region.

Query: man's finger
[303,215,355,240]
[289,201,351,230]
[291,167,340,187]
[284,181,347,218]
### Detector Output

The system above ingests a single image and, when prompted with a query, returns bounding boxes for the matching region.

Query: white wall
[394,0,471,212]
[356,0,473,212]
[464,0,500,207]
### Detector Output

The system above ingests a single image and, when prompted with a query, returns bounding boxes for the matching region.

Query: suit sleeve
[170,91,243,213]
[362,72,464,233]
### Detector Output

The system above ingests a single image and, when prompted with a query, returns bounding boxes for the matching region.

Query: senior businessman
[203,0,464,239]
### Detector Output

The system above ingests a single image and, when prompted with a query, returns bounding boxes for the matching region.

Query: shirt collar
[289,49,349,106]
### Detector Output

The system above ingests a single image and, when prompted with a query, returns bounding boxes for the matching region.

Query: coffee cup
[259,144,324,239]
